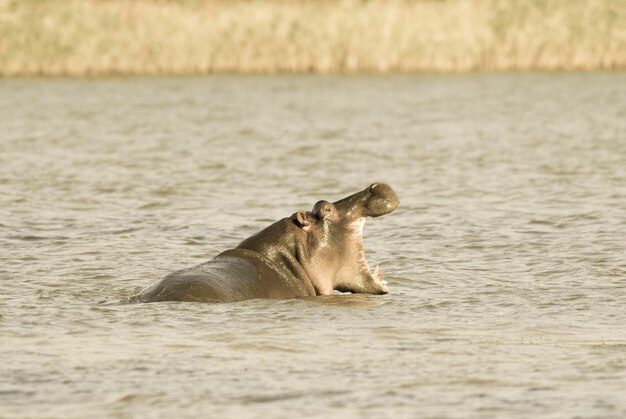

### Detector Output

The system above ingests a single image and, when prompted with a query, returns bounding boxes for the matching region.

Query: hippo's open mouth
[295,183,399,296]
[351,217,388,292]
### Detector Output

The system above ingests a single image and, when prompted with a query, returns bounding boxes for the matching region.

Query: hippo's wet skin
[133,183,399,303]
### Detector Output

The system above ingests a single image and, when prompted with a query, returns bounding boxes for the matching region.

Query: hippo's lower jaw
[332,217,389,295]
[362,225,388,292]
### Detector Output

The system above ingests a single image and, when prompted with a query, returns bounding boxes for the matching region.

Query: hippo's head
[290,183,399,295]
[236,183,399,296]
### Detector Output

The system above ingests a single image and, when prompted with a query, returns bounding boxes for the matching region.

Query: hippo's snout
[366,183,399,217]
[332,183,399,220]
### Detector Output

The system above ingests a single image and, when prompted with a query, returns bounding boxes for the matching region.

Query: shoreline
[2,69,624,80]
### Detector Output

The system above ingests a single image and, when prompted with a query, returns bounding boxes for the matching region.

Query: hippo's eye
[319,203,335,219]
[313,201,335,219]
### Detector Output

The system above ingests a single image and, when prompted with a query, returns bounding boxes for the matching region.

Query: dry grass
[0,0,624,75]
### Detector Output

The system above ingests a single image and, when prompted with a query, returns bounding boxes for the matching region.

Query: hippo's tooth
[373,265,384,281]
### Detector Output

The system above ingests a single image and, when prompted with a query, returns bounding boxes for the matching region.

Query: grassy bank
[0,0,624,76]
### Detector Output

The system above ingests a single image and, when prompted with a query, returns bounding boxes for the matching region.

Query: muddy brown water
[1,74,625,418]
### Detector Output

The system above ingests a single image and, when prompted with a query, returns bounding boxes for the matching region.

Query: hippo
[131,183,399,303]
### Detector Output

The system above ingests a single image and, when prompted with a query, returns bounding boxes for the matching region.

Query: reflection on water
[1,74,625,418]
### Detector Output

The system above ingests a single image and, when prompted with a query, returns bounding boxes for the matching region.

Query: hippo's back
[132,252,312,303]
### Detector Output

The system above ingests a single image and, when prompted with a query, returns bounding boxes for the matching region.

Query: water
[1,74,625,418]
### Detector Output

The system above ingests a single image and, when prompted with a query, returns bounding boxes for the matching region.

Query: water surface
[1,74,625,418]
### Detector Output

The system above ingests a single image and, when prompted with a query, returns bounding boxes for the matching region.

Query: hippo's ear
[295,211,311,229]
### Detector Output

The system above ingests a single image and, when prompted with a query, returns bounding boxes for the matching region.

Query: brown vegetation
[0,0,624,75]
